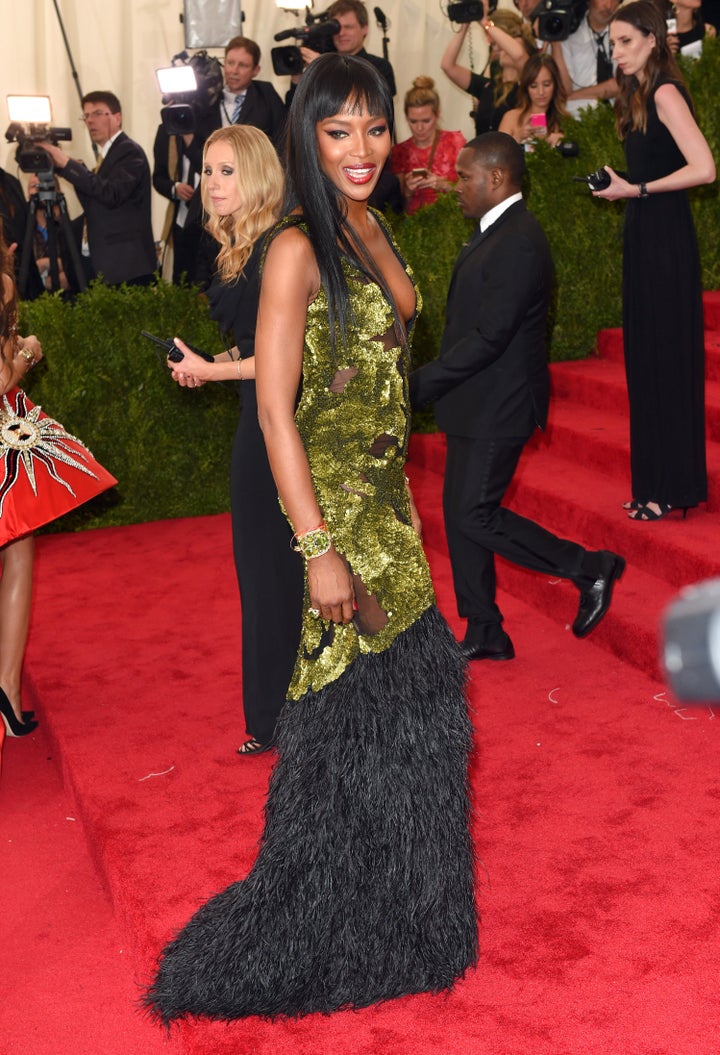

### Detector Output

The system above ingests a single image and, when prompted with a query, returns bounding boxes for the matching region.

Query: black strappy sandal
[237,737,274,756]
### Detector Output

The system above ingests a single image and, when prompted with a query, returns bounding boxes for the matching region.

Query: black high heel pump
[0,688,38,737]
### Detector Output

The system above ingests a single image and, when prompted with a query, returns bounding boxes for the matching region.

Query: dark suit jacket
[61,131,157,285]
[152,123,205,230]
[211,81,287,147]
[410,200,553,440]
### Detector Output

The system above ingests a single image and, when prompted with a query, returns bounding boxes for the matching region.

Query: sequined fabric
[274,217,435,700]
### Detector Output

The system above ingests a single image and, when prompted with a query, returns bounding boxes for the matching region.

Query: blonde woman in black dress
[168,125,303,753]
[592,0,715,520]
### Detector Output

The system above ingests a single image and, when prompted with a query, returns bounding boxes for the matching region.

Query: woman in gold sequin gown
[146,55,478,1023]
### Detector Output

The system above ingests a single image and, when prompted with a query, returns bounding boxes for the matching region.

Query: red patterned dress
[0,387,117,547]
[390,129,466,214]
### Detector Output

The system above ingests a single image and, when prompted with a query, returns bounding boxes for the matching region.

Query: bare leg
[0,535,34,721]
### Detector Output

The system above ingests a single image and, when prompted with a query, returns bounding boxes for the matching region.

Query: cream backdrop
[2,0,510,241]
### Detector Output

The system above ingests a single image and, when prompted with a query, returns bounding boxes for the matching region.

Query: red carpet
[3,305,720,1054]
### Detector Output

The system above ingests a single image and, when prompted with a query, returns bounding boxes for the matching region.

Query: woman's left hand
[591,165,636,202]
[168,337,210,387]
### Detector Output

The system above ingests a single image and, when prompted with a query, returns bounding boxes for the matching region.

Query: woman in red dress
[391,77,465,214]
[0,225,116,745]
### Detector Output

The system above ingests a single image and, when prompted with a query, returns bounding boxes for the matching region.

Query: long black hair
[284,53,395,351]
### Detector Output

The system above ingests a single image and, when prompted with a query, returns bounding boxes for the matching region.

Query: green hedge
[17,42,720,529]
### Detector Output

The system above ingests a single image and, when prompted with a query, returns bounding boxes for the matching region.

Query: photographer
[40,91,156,287]
[289,1,396,99]
[551,0,621,113]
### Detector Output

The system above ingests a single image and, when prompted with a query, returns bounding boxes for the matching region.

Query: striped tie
[231,94,244,123]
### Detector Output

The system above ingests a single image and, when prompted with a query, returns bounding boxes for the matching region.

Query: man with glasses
[40,91,156,286]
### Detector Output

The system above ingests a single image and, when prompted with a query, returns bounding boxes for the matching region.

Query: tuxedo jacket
[410,200,554,441]
[62,132,156,285]
[211,80,287,146]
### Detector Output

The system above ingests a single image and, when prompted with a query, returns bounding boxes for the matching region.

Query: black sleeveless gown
[207,241,304,745]
[622,78,707,509]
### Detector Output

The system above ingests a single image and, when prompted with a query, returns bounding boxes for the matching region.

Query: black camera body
[447,0,497,22]
[530,0,587,42]
[272,18,340,76]
[5,122,72,174]
[160,51,223,136]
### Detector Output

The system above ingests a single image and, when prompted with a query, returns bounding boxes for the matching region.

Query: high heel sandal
[628,503,688,522]
[622,500,642,510]
[0,688,38,737]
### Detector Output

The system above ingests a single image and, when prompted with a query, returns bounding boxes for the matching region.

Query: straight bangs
[294,53,393,131]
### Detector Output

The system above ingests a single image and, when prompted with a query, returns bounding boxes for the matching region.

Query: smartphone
[411,168,428,178]
[666,16,677,32]
[530,113,547,133]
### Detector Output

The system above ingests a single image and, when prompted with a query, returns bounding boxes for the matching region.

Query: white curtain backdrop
[3,0,505,236]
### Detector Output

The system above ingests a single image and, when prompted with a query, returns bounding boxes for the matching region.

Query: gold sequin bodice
[278,217,435,699]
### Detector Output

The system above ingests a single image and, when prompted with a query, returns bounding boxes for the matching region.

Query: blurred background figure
[391,76,465,214]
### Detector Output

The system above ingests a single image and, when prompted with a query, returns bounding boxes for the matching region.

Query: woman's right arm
[440,22,473,91]
[255,229,355,625]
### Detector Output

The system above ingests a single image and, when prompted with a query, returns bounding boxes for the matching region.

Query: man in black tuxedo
[41,92,156,286]
[410,132,624,660]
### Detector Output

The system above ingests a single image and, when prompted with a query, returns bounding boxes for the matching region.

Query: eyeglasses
[80,110,113,122]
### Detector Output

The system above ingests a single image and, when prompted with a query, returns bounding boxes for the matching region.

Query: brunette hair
[515,54,567,134]
[0,220,18,350]
[490,10,536,107]
[612,0,685,136]
[224,36,261,66]
[201,125,284,282]
[81,91,121,114]
[327,0,369,26]
[403,76,440,116]
[284,52,394,350]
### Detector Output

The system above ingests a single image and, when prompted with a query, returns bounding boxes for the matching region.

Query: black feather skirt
[145,605,478,1023]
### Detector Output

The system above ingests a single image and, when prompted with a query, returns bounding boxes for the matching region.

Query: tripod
[19,168,87,295]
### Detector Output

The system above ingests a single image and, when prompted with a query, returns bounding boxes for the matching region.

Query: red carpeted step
[596,320,720,383]
[550,359,720,445]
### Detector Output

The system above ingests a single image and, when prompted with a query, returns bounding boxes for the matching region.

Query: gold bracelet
[19,348,35,367]
[237,359,243,380]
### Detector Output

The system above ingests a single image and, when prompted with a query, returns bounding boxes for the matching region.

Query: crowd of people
[1,0,717,1024]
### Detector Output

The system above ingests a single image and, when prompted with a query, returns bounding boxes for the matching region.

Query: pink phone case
[530,114,547,129]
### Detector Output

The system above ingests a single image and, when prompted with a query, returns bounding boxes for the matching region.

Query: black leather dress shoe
[572,550,626,638]
[459,637,515,662]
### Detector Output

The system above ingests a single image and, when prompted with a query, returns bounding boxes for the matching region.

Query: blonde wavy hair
[201,125,284,283]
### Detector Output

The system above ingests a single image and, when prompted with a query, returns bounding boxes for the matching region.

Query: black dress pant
[230,384,304,743]
[443,434,595,647]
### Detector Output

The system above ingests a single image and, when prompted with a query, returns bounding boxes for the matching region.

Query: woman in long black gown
[592,0,715,521]
[145,54,477,1024]
[169,125,303,753]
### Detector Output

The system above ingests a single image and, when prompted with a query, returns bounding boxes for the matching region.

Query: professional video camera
[447,1,498,23]
[530,0,587,42]
[5,95,71,174]
[272,14,340,77]
[156,50,223,136]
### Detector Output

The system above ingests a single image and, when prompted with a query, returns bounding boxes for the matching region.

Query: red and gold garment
[0,387,117,547]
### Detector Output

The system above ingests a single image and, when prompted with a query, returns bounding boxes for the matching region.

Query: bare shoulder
[654,81,691,117]
[263,224,320,303]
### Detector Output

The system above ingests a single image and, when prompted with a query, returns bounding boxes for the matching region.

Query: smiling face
[316,102,391,201]
[610,19,657,81]
[224,47,259,94]
[527,67,556,112]
[203,140,243,216]
[405,104,438,148]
